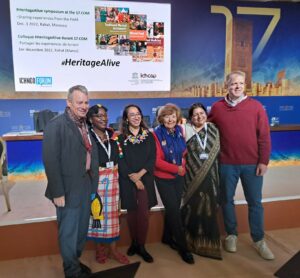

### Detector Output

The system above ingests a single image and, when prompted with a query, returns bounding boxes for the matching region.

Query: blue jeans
[56,191,90,277]
[219,164,264,242]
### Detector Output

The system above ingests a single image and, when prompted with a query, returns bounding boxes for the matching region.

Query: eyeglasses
[128,113,141,118]
[92,114,107,119]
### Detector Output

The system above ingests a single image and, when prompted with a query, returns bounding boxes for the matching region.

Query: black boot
[136,245,154,263]
[178,249,194,264]
[127,240,138,256]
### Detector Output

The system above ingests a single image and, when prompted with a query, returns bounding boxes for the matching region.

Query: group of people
[43,71,274,278]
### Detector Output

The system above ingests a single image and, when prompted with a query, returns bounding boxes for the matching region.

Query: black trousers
[155,175,187,251]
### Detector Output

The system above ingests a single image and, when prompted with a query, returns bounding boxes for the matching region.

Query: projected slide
[9,0,170,92]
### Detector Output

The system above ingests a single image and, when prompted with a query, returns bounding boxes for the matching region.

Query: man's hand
[53,196,65,207]
[256,163,268,176]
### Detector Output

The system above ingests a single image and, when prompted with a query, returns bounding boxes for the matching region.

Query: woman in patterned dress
[86,104,129,264]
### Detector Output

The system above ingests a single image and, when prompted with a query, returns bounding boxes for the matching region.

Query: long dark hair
[120,104,148,137]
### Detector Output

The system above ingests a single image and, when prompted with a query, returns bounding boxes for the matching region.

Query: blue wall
[0,96,299,135]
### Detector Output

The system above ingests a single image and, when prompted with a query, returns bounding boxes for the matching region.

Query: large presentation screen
[9,0,170,92]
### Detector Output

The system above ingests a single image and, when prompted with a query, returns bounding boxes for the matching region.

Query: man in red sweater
[208,71,274,260]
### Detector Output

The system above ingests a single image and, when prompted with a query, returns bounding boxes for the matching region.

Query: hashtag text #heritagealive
[61,58,120,68]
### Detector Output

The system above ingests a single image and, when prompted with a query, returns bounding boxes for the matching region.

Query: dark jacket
[43,111,98,208]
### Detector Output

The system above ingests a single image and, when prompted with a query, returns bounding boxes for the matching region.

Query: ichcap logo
[132,72,139,79]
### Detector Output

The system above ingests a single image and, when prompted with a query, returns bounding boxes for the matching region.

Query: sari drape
[182,122,222,259]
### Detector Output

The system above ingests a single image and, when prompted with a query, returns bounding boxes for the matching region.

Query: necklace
[125,128,148,145]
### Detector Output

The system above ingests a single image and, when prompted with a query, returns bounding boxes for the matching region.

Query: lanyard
[92,129,111,160]
[193,123,207,151]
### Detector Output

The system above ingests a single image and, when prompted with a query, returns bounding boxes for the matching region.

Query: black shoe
[178,250,194,264]
[162,238,178,250]
[127,240,138,256]
[80,262,91,274]
[65,270,90,278]
[136,245,154,263]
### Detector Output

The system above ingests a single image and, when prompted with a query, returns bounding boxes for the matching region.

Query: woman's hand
[129,173,140,183]
[178,165,185,176]
[129,169,147,183]
[135,180,145,190]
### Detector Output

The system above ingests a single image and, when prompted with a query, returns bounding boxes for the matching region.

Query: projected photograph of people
[153,22,164,37]
[95,34,118,50]
[139,38,164,62]
[94,6,164,63]
[114,35,130,55]
[130,41,147,56]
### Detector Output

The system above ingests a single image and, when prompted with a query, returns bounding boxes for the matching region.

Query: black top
[117,129,157,210]
[90,128,118,167]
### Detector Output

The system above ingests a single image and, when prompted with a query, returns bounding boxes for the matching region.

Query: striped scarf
[66,107,92,170]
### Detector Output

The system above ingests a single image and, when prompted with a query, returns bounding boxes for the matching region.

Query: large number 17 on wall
[211,6,280,80]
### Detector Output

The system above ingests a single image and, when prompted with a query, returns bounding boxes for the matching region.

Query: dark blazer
[43,111,98,208]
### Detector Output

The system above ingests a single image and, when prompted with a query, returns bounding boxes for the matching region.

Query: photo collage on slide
[95,6,164,62]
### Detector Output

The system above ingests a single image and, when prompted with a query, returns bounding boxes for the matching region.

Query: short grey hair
[226,71,246,86]
[67,85,88,102]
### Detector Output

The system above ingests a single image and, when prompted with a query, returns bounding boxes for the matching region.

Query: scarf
[225,94,247,107]
[66,107,92,170]
[154,124,186,165]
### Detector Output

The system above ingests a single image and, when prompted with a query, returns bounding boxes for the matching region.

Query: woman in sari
[181,102,222,260]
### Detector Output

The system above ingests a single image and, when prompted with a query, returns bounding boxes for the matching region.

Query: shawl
[154,124,186,165]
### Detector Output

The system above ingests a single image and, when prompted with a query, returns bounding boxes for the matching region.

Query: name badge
[199,153,209,160]
[106,161,114,168]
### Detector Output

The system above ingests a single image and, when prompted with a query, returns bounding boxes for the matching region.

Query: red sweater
[152,131,187,179]
[208,97,271,165]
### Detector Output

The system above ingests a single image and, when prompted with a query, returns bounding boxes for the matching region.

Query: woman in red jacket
[153,103,194,264]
